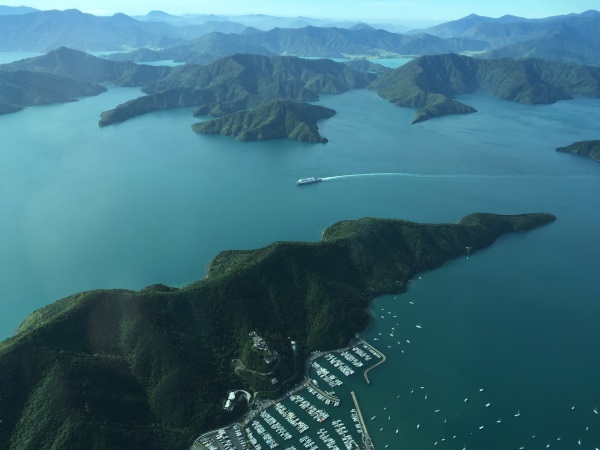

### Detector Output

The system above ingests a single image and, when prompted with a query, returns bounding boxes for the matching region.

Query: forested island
[192,100,335,142]
[369,54,600,123]
[556,140,600,162]
[0,213,554,449]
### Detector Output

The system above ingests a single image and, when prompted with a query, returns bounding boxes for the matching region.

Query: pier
[360,339,386,385]
[351,391,375,450]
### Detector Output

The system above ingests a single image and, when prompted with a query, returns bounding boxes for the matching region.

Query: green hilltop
[369,54,600,123]
[0,213,554,449]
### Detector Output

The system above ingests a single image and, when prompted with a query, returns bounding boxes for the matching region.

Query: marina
[192,339,385,450]
[193,276,600,450]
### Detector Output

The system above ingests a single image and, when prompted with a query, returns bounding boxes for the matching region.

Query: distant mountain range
[107,26,487,65]
[0,5,37,14]
[1,8,600,66]
[0,9,251,51]
[412,10,600,65]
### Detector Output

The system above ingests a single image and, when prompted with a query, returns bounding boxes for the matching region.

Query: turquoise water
[1,71,600,448]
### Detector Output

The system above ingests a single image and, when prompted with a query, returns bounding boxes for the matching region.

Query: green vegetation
[556,140,600,163]
[192,100,335,142]
[0,213,555,449]
[369,54,600,123]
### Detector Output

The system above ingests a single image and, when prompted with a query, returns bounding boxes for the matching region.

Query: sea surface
[1,54,599,449]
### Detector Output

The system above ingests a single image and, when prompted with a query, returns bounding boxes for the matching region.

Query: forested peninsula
[0,213,554,449]
[0,47,170,114]
[369,54,600,123]
[556,140,600,163]
[192,100,335,142]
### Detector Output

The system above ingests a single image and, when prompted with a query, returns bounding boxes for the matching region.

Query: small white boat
[297,177,321,185]
[594,407,598,414]
[515,410,521,417]
[417,424,420,429]
[396,428,399,434]
[485,403,491,407]
[416,324,422,329]
[371,416,376,420]
[464,398,469,403]
[496,418,501,423]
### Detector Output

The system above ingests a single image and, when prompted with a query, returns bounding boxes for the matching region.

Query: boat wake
[320,173,598,181]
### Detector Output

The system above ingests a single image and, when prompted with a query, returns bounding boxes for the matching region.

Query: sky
[2,0,598,23]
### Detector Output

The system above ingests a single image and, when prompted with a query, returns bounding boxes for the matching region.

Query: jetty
[360,339,386,384]
[351,391,375,450]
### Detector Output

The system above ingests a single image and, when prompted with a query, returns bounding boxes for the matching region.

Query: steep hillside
[0,213,555,449]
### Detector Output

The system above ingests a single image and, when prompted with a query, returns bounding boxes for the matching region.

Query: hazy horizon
[0,0,598,24]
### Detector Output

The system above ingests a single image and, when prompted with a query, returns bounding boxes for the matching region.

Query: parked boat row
[332,419,360,450]
[351,346,372,361]
[260,411,293,441]
[298,435,319,450]
[273,403,310,434]
[317,427,340,450]
[245,428,262,450]
[350,408,364,435]
[324,353,355,376]
[340,350,364,367]
[251,419,279,449]
[312,361,344,387]
[361,342,382,359]
[290,394,330,422]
